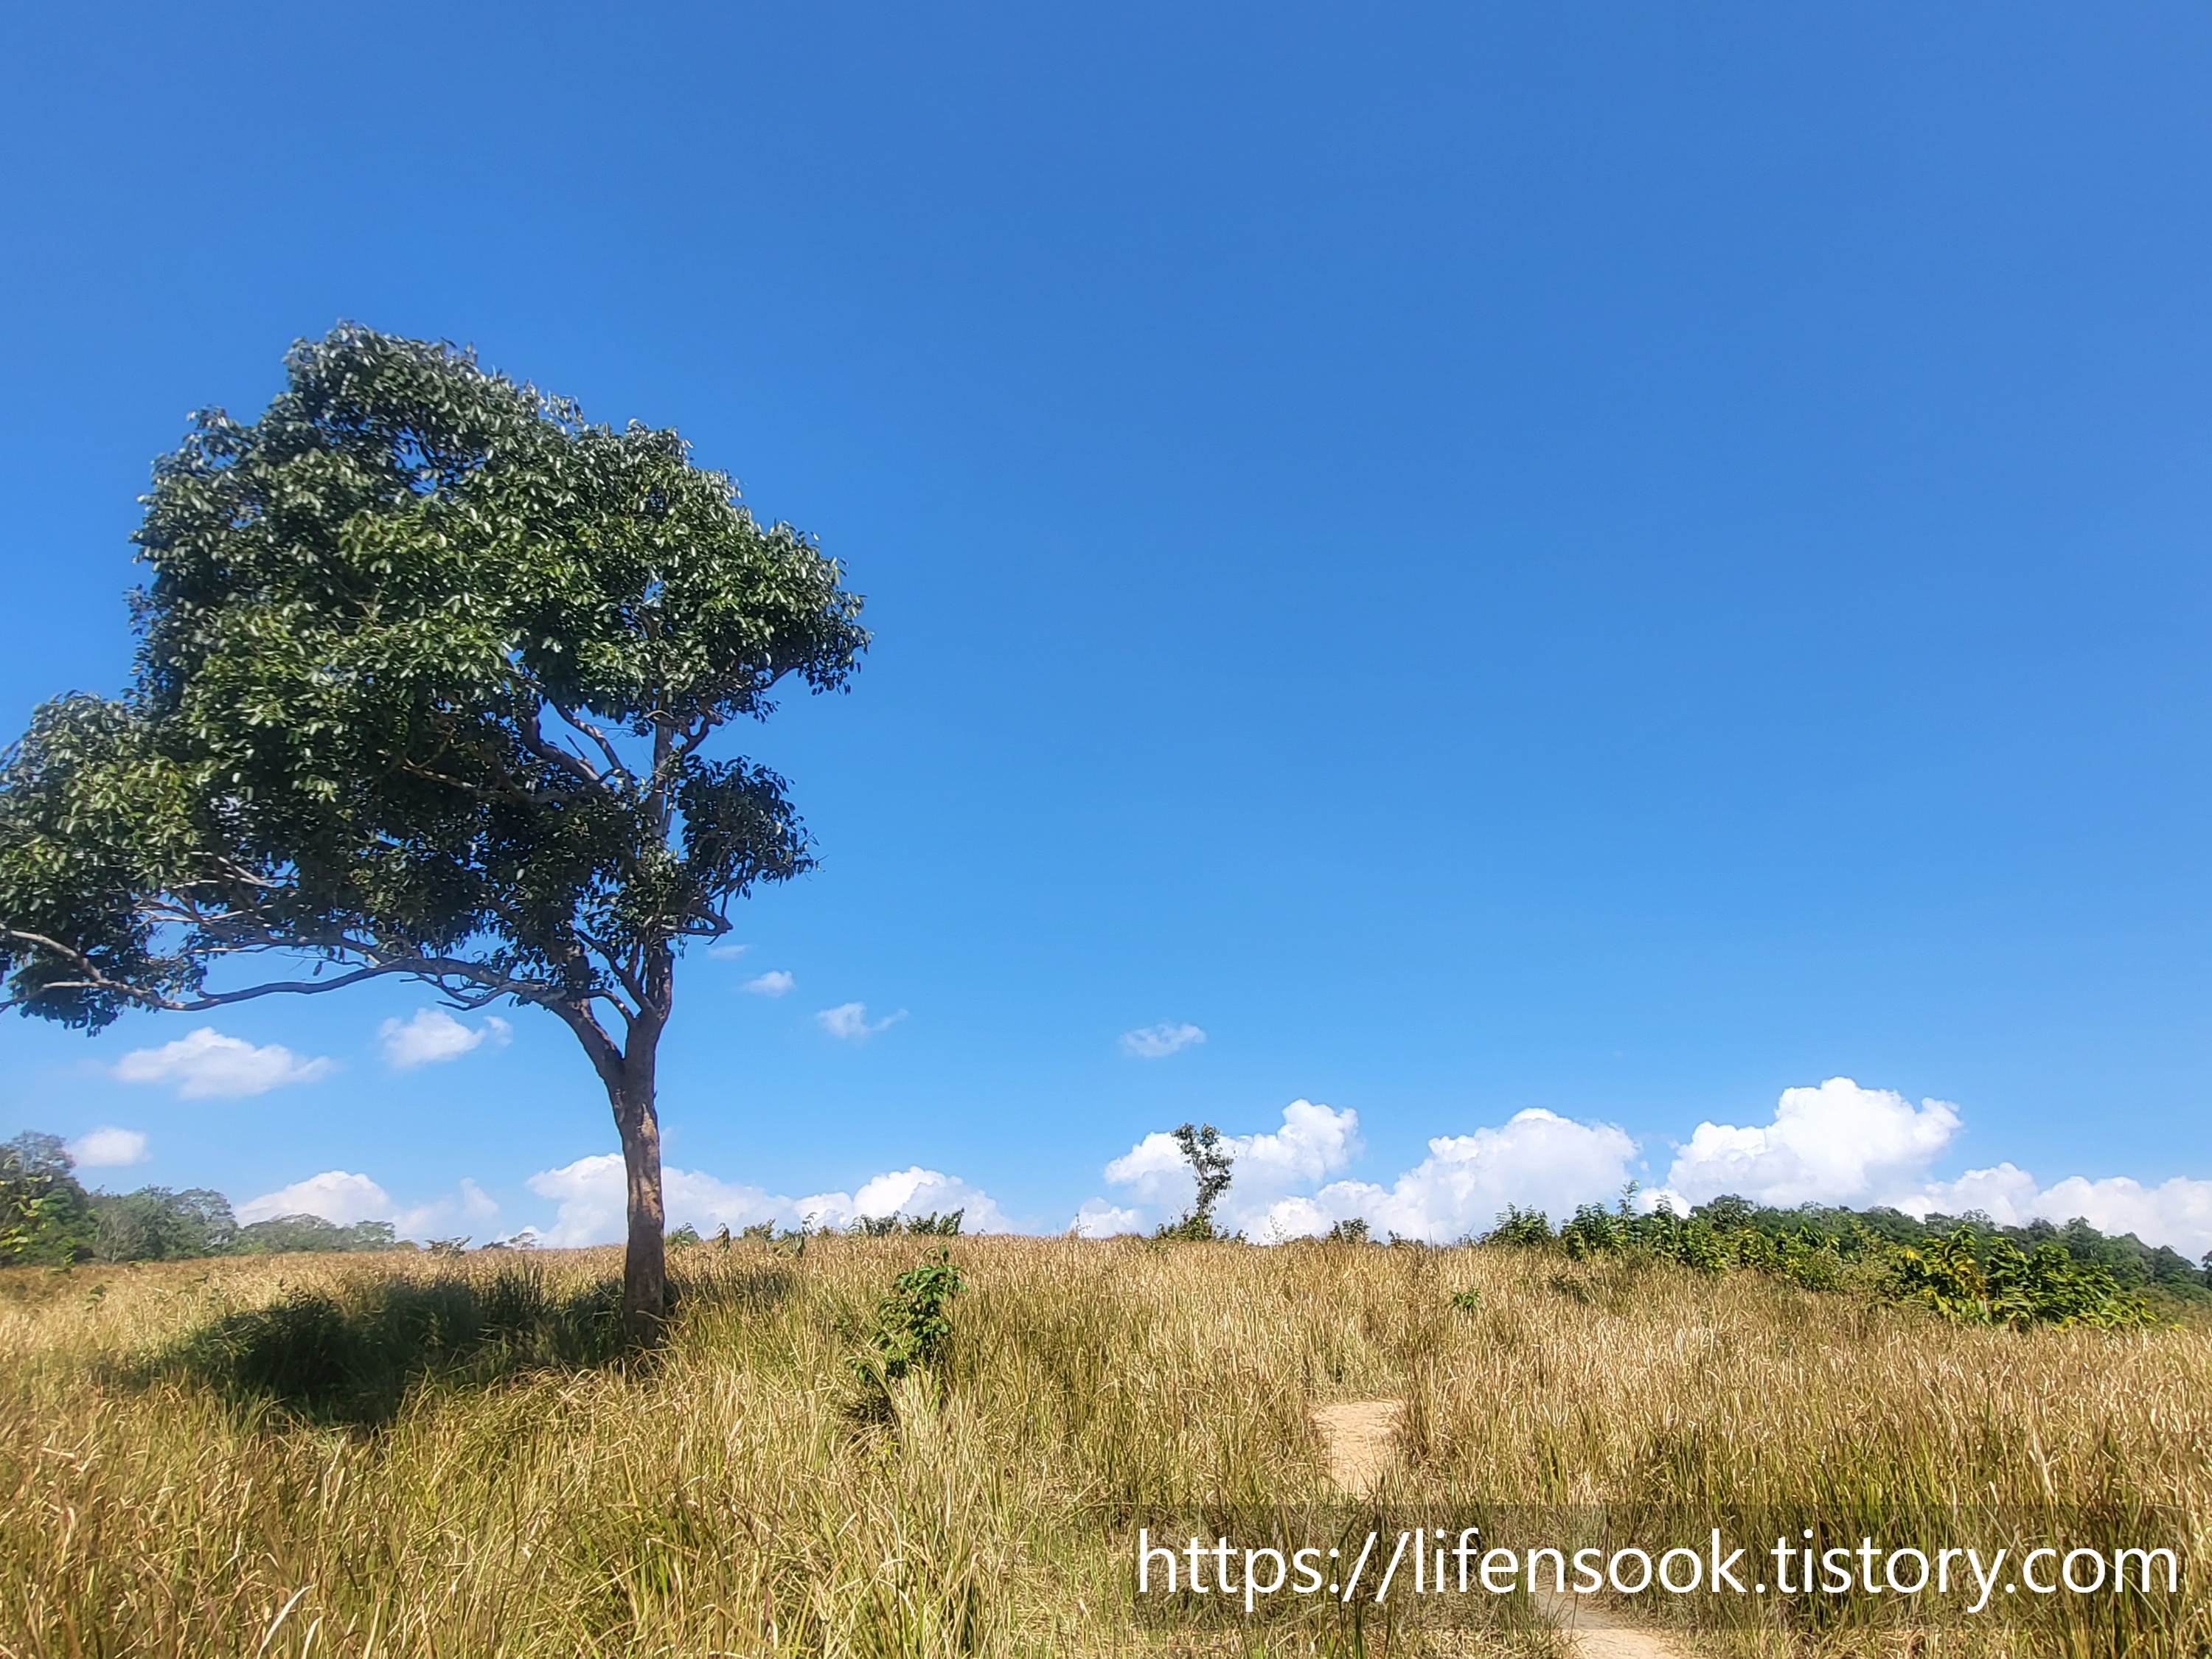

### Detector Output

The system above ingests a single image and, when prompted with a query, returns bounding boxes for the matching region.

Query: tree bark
[610,1044,667,1348]
[557,938,675,1349]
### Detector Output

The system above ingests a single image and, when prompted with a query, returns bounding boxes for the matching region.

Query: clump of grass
[143,1262,626,1425]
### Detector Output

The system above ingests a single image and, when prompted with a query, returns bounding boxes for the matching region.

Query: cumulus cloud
[68,1126,149,1168]
[378,1008,512,1071]
[799,1167,1011,1232]
[239,1170,393,1226]
[393,1177,501,1239]
[1644,1077,2212,1259]
[526,1155,1006,1245]
[1069,1198,1145,1237]
[706,941,750,959]
[815,1002,908,1042]
[1121,1022,1206,1059]
[1900,1164,2212,1261]
[237,1170,502,1241]
[113,1027,335,1099]
[743,971,795,997]
[524,1156,623,1246]
[1096,1099,1636,1243]
[1102,1099,1367,1231]
[1307,1110,1639,1243]
[1656,1078,1962,1211]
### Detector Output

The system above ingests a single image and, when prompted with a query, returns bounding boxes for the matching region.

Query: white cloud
[1909,1162,2042,1222]
[237,1169,502,1242]
[239,1170,393,1226]
[1658,1078,1962,1211]
[706,941,750,959]
[2025,1175,2212,1259]
[1121,1022,1206,1059]
[1252,1194,1338,1242]
[1100,1100,1635,1242]
[113,1027,335,1099]
[1644,1077,2212,1260]
[742,971,795,997]
[527,1155,640,1248]
[1101,1132,1200,1205]
[1102,1099,1369,1231]
[799,1167,1012,1232]
[68,1126,149,1168]
[1899,1164,2212,1262]
[1070,1197,1145,1237]
[1312,1110,1639,1243]
[393,1176,502,1239]
[527,1155,796,1246]
[525,1155,1009,1245]
[378,1008,512,1071]
[815,1002,908,1042]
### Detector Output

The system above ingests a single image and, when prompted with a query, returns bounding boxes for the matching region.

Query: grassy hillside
[0,1237,2204,1657]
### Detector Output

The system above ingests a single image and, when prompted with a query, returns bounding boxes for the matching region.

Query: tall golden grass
[0,1237,2202,1657]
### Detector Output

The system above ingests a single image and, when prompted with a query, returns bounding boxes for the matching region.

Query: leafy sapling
[849,1246,966,1405]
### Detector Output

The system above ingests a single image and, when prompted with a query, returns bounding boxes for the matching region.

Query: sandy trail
[1309,1399,1693,1659]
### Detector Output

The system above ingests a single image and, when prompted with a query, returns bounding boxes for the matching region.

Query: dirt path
[1310,1399,1405,1495]
[1309,1399,1693,1659]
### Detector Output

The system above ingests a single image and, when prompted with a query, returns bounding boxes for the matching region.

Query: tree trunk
[611,1051,667,1348]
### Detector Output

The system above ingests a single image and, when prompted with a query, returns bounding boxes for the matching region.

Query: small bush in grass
[848,1246,966,1407]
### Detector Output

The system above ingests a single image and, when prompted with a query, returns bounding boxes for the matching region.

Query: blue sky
[4,4,2211,1251]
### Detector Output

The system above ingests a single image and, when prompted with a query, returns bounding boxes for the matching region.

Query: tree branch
[545,702,630,784]
[0,925,560,1018]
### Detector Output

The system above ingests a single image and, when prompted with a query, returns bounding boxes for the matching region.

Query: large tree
[0,327,868,1341]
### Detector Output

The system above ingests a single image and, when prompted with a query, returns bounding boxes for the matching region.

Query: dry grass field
[0,1237,2203,1658]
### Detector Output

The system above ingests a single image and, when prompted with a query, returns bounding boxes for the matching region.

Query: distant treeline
[1,1132,396,1266]
[1674,1192,2212,1301]
[1472,1188,2206,1329]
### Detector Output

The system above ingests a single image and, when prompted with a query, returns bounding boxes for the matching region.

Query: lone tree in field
[0,327,868,1343]
[1160,1121,1234,1239]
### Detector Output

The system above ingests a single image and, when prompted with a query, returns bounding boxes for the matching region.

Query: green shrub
[1486,1205,1553,1248]
[1888,1228,2162,1329]
[849,1247,966,1394]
